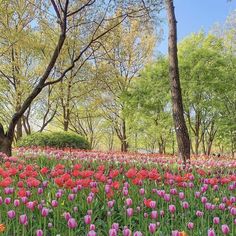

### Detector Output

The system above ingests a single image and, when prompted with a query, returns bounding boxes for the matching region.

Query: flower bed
[0,148,235,235]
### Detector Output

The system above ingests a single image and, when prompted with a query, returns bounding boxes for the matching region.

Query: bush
[17,132,90,150]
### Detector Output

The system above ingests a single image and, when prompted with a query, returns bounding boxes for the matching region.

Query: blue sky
[158,0,236,54]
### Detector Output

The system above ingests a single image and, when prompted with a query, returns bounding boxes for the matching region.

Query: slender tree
[165,0,190,163]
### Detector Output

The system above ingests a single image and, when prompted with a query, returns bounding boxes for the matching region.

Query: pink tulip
[14,199,20,207]
[182,201,189,209]
[90,224,96,230]
[133,231,143,236]
[213,217,220,224]
[64,212,71,221]
[164,194,170,202]
[196,210,204,217]
[4,197,11,205]
[139,188,145,195]
[109,229,117,236]
[150,210,158,219]
[108,200,115,208]
[149,223,156,234]
[84,215,91,224]
[122,228,131,236]
[208,229,216,236]
[41,207,49,217]
[26,201,35,210]
[51,200,58,207]
[149,201,156,208]
[19,214,28,225]
[37,188,43,194]
[125,198,132,207]
[7,210,16,219]
[187,222,194,230]
[126,208,133,217]
[87,196,93,204]
[36,229,43,236]
[179,192,185,200]
[68,194,75,201]
[112,223,119,231]
[230,207,236,216]
[169,205,176,214]
[221,224,230,234]
[67,218,77,229]
[87,230,96,236]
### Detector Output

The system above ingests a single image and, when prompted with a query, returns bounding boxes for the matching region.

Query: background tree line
[0,1,235,157]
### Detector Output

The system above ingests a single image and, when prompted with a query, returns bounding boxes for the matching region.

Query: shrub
[17,132,90,150]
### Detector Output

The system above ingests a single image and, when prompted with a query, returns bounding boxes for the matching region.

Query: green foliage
[17,132,90,150]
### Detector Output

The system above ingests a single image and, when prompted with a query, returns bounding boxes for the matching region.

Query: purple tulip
[133,231,143,236]
[208,229,216,236]
[230,207,236,216]
[122,228,131,236]
[109,229,117,236]
[87,196,93,204]
[63,212,71,221]
[125,198,132,207]
[51,200,58,207]
[68,194,75,201]
[179,192,185,200]
[19,214,28,225]
[221,224,230,234]
[111,223,119,231]
[182,201,189,209]
[126,208,133,217]
[90,224,96,231]
[149,223,156,234]
[41,207,49,217]
[150,210,158,219]
[37,188,43,194]
[164,194,170,202]
[84,215,91,224]
[7,210,16,219]
[169,205,176,214]
[139,188,145,195]
[108,200,115,208]
[87,230,96,236]
[160,210,164,217]
[67,218,77,229]
[150,201,156,209]
[196,210,204,217]
[4,197,11,205]
[187,222,194,230]
[213,217,220,224]
[36,229,43,236]
[14,199,20,207]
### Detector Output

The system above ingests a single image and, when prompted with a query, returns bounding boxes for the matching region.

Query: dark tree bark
[165,0,190,164]
[0,124,12,156]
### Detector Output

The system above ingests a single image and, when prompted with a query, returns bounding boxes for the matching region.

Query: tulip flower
[67,218,77,229]
[36,229,43,236]
[19,214,28,225]
[7,210,16,219]
[221,224,230,234]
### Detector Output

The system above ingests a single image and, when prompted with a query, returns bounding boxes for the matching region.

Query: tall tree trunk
[0,124,12,156]
[165,0,190,164]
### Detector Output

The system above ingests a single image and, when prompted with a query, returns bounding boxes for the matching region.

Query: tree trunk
[0,124,12,156]
[165,0,190,164]
[202,135,206,155]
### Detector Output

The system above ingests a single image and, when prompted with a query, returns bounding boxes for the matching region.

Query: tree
[127,58,174,153]
[165,0,190,163]
[95,15,156,152]
[0,0,152,156]
[178,33,226,155]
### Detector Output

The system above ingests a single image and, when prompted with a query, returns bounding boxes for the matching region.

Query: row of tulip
[0,147,235,235]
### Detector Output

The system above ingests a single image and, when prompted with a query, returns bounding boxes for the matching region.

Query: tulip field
[0,148,235,236]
